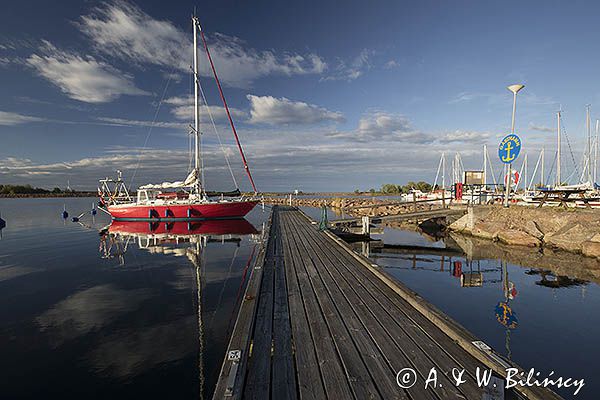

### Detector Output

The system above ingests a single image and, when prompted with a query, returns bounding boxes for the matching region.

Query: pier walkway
[213,206,560,400]
[329,207,466,227]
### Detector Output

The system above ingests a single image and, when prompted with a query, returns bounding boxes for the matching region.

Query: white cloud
[439,130,491,143]
[450,91,555,107]
[247,95,344,125]
[322,49,373,82]
[164,96,247,122]
[384,60,400,69]
[0,110,43,126]
[529,122,554,133]
[328,111,430,143]
[26,41,148,103]
[78,2,326,88]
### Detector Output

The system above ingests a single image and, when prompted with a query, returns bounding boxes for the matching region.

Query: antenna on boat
[196,18,258,194]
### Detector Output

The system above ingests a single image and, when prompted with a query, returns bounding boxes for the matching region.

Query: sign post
[498,134,522,206]
[503,84,525,207]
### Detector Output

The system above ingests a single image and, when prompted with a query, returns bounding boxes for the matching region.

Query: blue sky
[1,0,600,191]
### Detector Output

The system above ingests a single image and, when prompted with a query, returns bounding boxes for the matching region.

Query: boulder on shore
[545,223,591,253]
[496,229,541,247]
[582,241,600,259]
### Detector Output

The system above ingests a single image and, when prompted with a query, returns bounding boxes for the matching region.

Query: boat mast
[541,147,544,187]
[193,16,202,196]
[595,119,599,185]
[442,152,446,190]
[197,21,258,194]
[556,110,561,187]
[483,144,487,188]
[586,104,592,184]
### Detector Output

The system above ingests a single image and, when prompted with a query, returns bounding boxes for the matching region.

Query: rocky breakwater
[263,196,440,218]
[449,205,600,259]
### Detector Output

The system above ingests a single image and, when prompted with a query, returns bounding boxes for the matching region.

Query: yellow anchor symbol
[502,141,515,162]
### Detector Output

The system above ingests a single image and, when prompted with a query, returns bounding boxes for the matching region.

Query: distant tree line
[354,181,433,195]
[0,184,72,195]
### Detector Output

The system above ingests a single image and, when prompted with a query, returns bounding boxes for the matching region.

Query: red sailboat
[99,16,258,221]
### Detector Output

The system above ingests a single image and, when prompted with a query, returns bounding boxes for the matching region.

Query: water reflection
[0,198,268,399]
[97,218,260,397]
[99,219,258,265]
[368,228,600,398]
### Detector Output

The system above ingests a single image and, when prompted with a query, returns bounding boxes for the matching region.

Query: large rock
[524,220,544,241]
[471,221,502,240]
[545,223,593,253]
[497,229,541,247]
[582,241,600,259]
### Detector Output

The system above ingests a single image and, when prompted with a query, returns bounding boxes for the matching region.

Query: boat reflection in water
[100,219,259,264]
[99,218,259,397]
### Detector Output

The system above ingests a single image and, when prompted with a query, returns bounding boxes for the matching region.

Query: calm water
[0,198,268,399]
[369,227,600,399]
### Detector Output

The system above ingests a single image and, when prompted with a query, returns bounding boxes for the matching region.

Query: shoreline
[0,193,98,198]
[449,205,600,260]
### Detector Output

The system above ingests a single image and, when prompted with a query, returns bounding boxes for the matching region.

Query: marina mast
[192,16,202,196]
[556,110,561,187]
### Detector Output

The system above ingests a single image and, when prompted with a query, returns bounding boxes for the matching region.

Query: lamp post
[504,84,525,207]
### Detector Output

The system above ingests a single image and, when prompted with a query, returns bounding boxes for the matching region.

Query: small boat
[99,16,258,221]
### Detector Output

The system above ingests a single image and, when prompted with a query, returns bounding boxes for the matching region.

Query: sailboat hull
[107,200,258,221]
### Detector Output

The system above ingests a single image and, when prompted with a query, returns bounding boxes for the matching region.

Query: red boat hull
[107,200,258,221]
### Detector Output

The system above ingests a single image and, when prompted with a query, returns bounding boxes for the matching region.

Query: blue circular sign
[498,134,522,164]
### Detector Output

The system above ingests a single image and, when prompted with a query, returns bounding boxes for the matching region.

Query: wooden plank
[299,212,493,384]
[287,213,416,400]
[314,228,498,380]
[244,211,278,399]
[283,212,382,400]
[271,210,298,400]
[303,210,562,400]
[279,211,354,400]
[279,209,327,400]
[212,210,272,400]
[289,212,483,399]
[216,207,559,400]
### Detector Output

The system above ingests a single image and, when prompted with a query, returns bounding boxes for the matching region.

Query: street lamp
[504,84,525,207]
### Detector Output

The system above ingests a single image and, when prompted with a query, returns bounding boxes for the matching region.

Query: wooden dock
[329,207,466,226]
[213,206,561,400]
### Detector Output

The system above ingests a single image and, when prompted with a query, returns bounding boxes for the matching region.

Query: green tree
[380,183,401,194]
